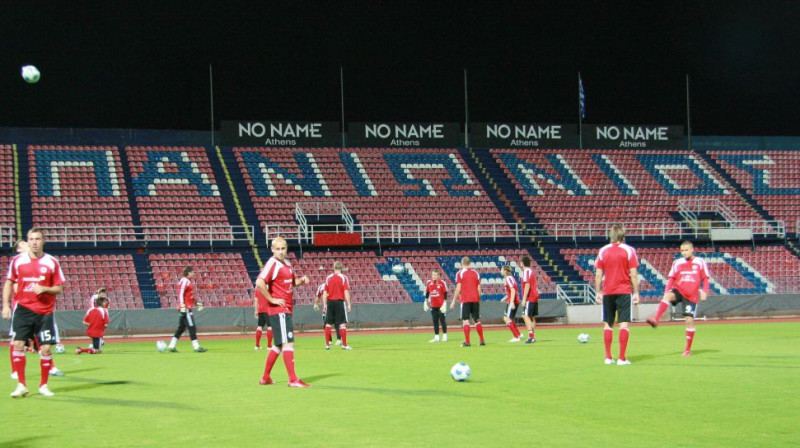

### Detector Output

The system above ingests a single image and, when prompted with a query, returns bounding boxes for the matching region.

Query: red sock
[685,328,695,352]
[266,328,273,348]
[255,328,263,348]
[529,330,535,339]
[476,322,485,343]
[8,344,13,372]
[324,325,332,346]
[77,348,91,354]
[654,301,669,321]
[40,355,52,386]
[512,322,521,338]
[507,321,516,337]
[89,349,100,354]
[462,323,471,344]
[282,347,298,383]
[340,327,348,346]
[263,347,280,379]
[12,350,26,385]
[603,329,613,359]
[619,328,630,361]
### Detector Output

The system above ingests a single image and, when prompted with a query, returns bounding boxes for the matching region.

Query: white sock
[442,334,447,341]
[168,337,178,348]
[192,339,200,350]
[432,335,439,341]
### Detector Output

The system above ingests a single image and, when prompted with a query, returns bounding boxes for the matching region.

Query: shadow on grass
[54,380,134,393]
[54,395,194,409]
[0,435,51,448]
[58,367,102,375]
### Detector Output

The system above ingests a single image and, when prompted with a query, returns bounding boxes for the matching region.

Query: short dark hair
[182,266,194,277]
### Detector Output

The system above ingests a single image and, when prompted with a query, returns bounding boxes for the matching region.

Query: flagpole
[686,74,692,150]
[578,71,583,149]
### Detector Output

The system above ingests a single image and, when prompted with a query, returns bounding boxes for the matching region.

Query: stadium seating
[129,146,231,240]
[709,150,800,233]
[493,149,766,235]
[149,252,253,308]
[0,145,14,239]
[233,147,511,237]
[28,145,136,240]
[56,254,142,310]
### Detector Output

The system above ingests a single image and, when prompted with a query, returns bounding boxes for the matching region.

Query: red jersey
[456,268,481,303]
[324,272,350,301]
[177,277,195,309]
[595,242,639,295]
[521,267,539,302]
[84,306,109,338]
[258,256,296,315]
[316,283,326,301]
[504,275,520,304]
[425,279,448,308]
[6,252,65,315]
[255,289,270,314]
[665,256,710,303]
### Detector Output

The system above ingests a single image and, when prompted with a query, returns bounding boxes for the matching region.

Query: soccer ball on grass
[54,344,66,354]
[450,362,471,382]
[577,333,590,343]
[156,340,167,352]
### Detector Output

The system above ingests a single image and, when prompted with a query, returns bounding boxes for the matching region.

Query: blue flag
[579,75,586,120]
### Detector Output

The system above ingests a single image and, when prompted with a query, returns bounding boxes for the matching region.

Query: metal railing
[39,225,254,246]
[557,283,596,305]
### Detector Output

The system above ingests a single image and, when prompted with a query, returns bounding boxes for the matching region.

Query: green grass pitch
[2,322,799,447]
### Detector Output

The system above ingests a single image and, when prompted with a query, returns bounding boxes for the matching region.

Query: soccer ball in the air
[450,362,471,382]
[156,340,167,352]
[21,65,40,84]
[391,264,405,275]
[54,344,66,354]
[577,333,590,343]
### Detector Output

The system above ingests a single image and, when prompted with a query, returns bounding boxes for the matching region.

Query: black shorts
[325,300,349,327]
[257,312,269,328]
[460,302,480,322]
[12,305,57,345]
[524,301,539,318]
[669,290,698,317]
[505,303,519,319]
[267,313,295,346]
[602,294,632,326]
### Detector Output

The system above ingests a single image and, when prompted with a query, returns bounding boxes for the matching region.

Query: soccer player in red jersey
[256,237,312,387]
[424,269,448,342]
[253,289,273,350]
[595,225,640,366]
[77,296,109,354]
[519,255,540,344]
[166,266,207,353]
[314,282,342,347]
[322,261,353,350]
[449,256,484,347]
[646,241,710,356]
[500,265,522,342]
[2,228,65,397]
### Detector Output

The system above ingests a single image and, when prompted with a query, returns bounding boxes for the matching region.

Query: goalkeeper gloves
[423,302,429,312]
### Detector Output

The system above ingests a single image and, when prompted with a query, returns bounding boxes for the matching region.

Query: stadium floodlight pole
[209,63,216,148]
[577,71,583,150]
[686,74,692,150]
[340,66,346,147]
[464,68,470,148]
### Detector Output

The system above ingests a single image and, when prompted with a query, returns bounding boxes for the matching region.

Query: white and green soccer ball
[577,333,590,343]
[21,65,40,84]
[450,362,470,382]
[54,344,66,354]
[156,340,167,352]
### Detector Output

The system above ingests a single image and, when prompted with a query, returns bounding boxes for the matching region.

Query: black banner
[346,122,461,148]
[470,123,578,148]
[220,121,341,147]
[582,125,685,149]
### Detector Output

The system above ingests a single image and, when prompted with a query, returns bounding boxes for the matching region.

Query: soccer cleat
[335,339,342,346]
[429,337,439,343]
[461,342,471,347]
[604,358,615,365]
[49,367,64,377]
[341,345,353,350]
[10,371,18,380]
[38,385,54,396]
[259,376,275,385]
[479,341,486,346]
[524,337,536,344]
[194,347,207,353]
[254,346,262,351]
[682,350,691,357]
[167,347,178,353]
[509,337,521,343]
[324,345,330,350]
[288,379,311,388]
[646,317,658,328]
[10,383,29,398]
[617,359,632,366]
[442,335,447,342]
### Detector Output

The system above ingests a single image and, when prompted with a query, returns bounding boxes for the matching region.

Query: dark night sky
[2,1,800,135]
